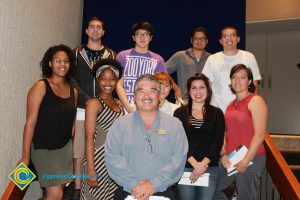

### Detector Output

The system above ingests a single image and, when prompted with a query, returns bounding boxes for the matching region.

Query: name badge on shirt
[155,129,166,135]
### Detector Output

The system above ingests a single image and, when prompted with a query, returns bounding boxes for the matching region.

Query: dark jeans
[114,185,178,200]
[177,167,220,200]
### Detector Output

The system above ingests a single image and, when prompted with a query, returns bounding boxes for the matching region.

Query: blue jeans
[177,167,220,200]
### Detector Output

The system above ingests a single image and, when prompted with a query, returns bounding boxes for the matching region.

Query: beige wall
[247,0,300,22]
[0,0,83,199]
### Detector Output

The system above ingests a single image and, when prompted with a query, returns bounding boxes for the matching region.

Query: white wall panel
[0,1,83,199]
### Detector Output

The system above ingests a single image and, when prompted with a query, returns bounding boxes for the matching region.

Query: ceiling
[246,18,300,34]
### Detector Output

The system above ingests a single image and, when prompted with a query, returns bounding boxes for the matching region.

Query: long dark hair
[186,73,212,121]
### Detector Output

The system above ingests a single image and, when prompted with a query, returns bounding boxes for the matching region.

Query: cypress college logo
[8,162,36,190]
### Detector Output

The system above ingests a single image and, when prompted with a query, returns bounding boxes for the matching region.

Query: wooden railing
[1,181,27,200]
[2,133,300,200]
[1,161,37,200]
[264,133,300,200]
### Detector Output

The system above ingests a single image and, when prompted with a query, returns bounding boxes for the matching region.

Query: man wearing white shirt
[202,26,261,113]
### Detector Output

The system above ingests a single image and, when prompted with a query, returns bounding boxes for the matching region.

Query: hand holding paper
[220,154,231,169]
[226,145,253,176]
[125,195,170,200]
[234,159,249,173]
[178,172,209,187]
[190,169,202,183]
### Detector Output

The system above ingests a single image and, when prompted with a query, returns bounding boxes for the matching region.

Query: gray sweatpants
[215,154,266,200]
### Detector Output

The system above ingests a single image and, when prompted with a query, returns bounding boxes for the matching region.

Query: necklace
[235,92,251,105]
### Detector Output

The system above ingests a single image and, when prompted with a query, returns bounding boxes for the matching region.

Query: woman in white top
[154,72,180,116]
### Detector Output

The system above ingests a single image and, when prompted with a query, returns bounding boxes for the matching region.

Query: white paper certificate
[125,195,170,200]
[178,172,209,187]
[226,145,253,176]
[76,108,85,121]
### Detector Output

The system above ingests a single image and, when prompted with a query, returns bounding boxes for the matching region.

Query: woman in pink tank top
[216,64,268,200]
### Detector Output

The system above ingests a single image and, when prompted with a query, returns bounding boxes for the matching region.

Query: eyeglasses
[144,135,153,153]
[222,33,237,39]
[193,36,207,41]
[53,58,70,64]
[134,32,151,38]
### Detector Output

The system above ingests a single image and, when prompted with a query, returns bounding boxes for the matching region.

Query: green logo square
[8,162,36,191]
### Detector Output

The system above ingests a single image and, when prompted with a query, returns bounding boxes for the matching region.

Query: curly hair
[92,58,123,80]
[40,44,76,81]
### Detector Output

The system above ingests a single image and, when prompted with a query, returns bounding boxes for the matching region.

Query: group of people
[19,16,268,200]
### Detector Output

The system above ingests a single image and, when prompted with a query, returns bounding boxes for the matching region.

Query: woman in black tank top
[19,44,78,199]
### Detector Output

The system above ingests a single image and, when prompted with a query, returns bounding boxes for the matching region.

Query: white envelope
[76,108,85,121]
[125,195,170,200]
[178,172,209,187]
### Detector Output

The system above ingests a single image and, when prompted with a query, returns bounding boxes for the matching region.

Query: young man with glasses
[202,26,261,113]
[166,27,210,102]
[105,74,188,200]
[116,21,168,113]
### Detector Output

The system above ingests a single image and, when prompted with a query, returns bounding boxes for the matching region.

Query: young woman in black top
[20,45,78,200]
[174,73,225,200]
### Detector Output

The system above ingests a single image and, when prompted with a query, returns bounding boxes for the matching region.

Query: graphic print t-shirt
[84,45,106,68]
[117,49,167,104]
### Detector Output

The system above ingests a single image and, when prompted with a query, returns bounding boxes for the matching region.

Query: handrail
[1,181,27,200]
[2,132,300,200]
[265,133,300,200]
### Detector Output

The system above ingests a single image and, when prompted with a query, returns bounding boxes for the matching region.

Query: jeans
[177,166,220,200]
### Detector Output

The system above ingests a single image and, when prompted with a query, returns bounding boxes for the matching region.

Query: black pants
[114,185,178,200]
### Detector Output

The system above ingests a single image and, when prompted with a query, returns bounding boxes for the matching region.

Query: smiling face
[189,79,208,104]
[49,51,70,78]
[134,80,159,112]
[97,68,118,96]
[230,68,251,94]
[219,28,240,51]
